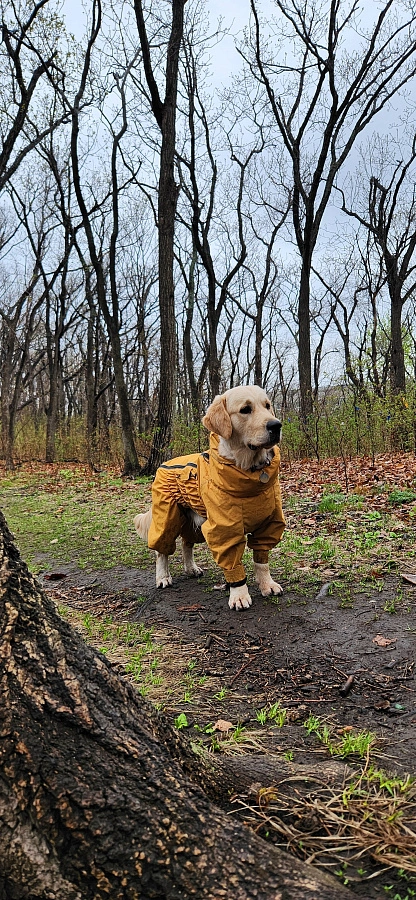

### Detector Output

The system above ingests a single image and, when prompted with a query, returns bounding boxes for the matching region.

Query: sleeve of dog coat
[201,491,247,584]
[247,481,286,563]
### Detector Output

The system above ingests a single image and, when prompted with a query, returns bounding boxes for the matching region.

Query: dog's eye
[240,405,252,414]
[265,402,271,410]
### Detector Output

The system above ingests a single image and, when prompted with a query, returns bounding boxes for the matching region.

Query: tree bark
[0,512,351,900]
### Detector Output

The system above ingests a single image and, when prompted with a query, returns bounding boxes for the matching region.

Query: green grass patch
[389,488,416,506]
[304,714,376,759]
[1,466,151,572]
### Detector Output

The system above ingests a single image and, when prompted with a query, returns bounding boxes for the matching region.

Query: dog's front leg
[229,581,252,610]
[156,552,172,588]
[254,562,283,597]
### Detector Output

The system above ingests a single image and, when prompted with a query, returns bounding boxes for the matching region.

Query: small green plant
[214,687,227,701]
[232,723,246,741]
[57,604,69,618]
[256,701,287,727]
[304,714,321,735]
[336,729,375,759]
[366,767,414,795]
[389,488,416,505]
[82,613,94,634]
[304,716,375,758]
[268,701,287,727]
[318,493,346,514]
[174,713,189,730]
[384,597,397,614]
[125,655,143,680]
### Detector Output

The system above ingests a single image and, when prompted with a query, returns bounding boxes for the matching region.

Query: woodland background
[2,0,416,475]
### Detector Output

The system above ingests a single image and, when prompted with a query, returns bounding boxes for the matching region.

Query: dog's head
[202,386,281,458]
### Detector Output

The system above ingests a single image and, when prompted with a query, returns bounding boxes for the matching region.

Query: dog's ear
[202,394,232,439]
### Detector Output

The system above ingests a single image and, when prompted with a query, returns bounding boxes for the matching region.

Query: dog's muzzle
[248,419,282,450]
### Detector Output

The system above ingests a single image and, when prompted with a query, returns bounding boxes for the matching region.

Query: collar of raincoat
[205,432,281,498]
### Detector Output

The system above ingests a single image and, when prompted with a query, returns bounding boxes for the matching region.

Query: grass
[234,766,416,881]
[256,701,287,727]
[1,464,152,572]
[3,460,415,582]
[304,714,376,759]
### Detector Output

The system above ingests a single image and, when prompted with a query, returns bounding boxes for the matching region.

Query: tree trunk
[298,257,313,421]
[389,288,406,396]
[135,0,186,474]
[183,246,202,421]
[45,347,60,463]
[86,288,98,469]
[0,359,14,470]
[0,512,352,900]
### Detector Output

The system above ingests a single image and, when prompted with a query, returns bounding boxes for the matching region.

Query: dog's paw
[254,562,283,597]
[184,562,204,578]
[260,579,283,597]
[156,553,172,589]
[229,584,252,610]
[156,574,173,589]
[182,541,204,578]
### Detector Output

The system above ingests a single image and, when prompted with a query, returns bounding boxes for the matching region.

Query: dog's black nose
[267,419,282,439]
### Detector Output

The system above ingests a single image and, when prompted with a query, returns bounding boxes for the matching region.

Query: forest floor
[2,451,416,898]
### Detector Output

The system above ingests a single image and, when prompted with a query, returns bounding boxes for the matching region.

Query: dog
[134,385,285,610]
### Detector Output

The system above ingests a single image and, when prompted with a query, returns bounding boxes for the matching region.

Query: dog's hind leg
[156,552,172,588]
[182,540,204,578]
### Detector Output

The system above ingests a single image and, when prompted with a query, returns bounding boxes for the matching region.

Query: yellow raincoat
[147,434,285,584]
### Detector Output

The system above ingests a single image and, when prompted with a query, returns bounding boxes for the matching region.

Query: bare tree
[133,0,187,473]
[0,0,70,191]
[244,0,416,420]
[71,0,141,474]
[339,135,416,396]
[0,267,43,468]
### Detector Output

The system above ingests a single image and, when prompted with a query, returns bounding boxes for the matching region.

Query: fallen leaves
[213,719,233,733]
[281,451,416,501]
[372,634,396,647]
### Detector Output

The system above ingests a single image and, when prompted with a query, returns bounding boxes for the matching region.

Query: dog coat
[147,434,285,584]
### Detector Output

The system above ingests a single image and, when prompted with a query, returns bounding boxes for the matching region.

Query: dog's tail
[134,508,153,542]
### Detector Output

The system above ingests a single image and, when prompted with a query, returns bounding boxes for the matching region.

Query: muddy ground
[41,549,416,899]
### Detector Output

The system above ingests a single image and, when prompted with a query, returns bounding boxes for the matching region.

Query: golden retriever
[134,385,285,610]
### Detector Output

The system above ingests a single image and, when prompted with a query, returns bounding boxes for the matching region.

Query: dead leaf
[213,719,233,733]
[401,573,416,585]
[304,517,316,526]
[372,634,396,647]
[373,700,391,710]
